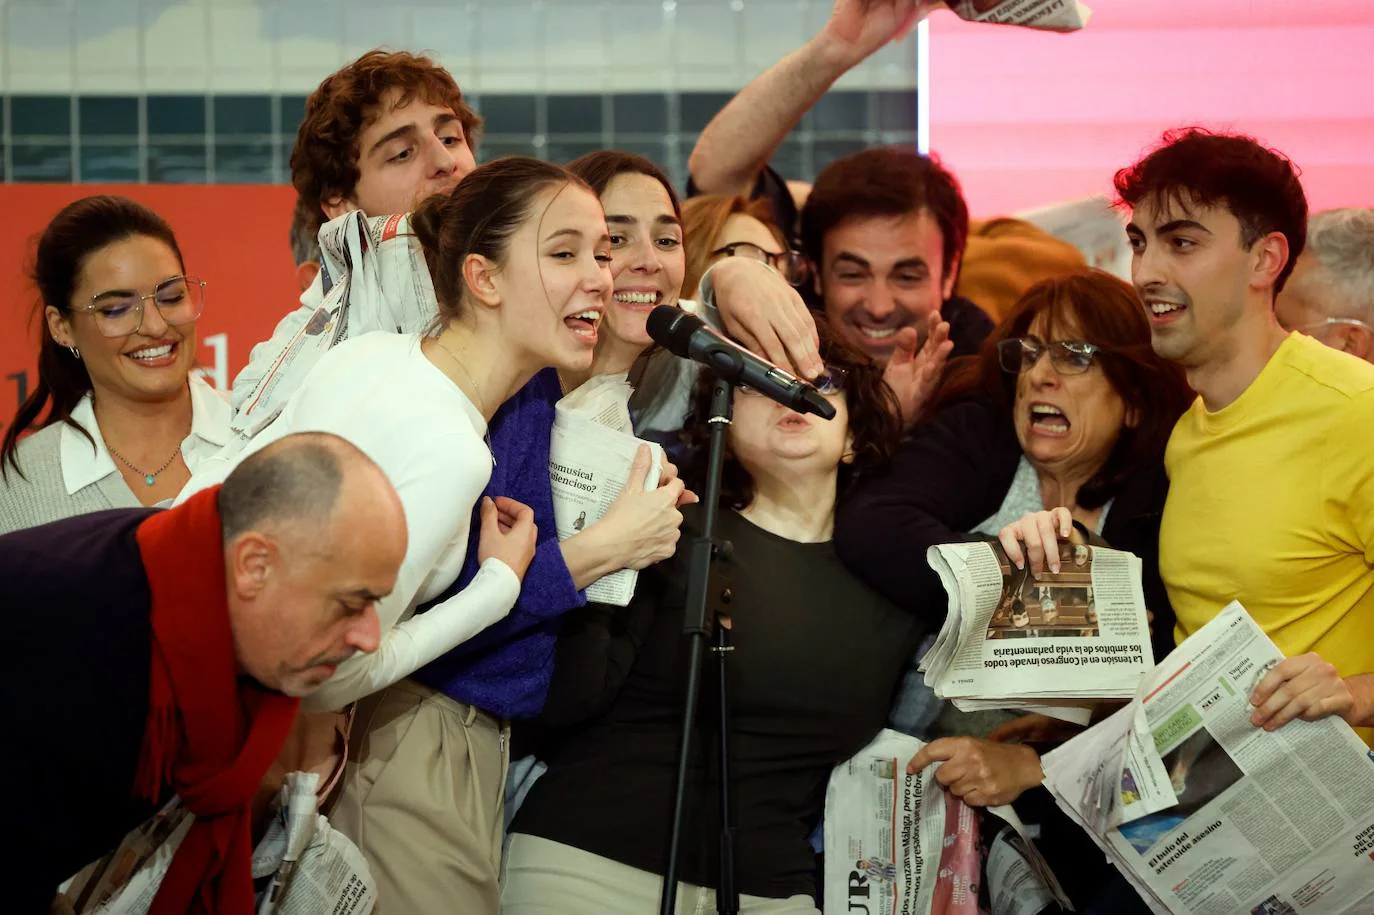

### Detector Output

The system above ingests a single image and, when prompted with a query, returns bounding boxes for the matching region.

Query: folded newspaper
[550,372,664,605]
[941,0,1092,32]
[1042,602,1374,915]
[60,772,376,915]
[923,540,1154,722]
[825,729,1071,915]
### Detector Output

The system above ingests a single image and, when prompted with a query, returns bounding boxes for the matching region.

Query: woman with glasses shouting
[0,196,227,533]
[833,270,1193,908]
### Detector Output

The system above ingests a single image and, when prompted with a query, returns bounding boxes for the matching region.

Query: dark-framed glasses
[740,364,848,397]
[76,275,206,338]
[711,241,809,285]
[997,336,1104,376]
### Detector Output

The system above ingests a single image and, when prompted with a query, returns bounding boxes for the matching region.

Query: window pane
[613,94,668,135]
[79,97,138,138]
[810,91,868,132]
[546,94,602,135]
[214,95,273,136]
[11,142,74,181]
[0,144,6,182]
[768,138,804,184]
[478,139,539,163]
[147,95,206,136]
[214,140,275,183]
[615,138,672,172]
[478,96,537,135]
[80,142,141,182]
[813,139,868,173]
[875,90,917,132]
[279,95,308,135]
[677,93,732,133]
[148,142,208,183]
[544,140,604,166]
[11,96,71,137]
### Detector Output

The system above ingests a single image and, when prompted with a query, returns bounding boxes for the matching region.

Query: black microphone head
[799,387,838,420]
[646,304,701,357]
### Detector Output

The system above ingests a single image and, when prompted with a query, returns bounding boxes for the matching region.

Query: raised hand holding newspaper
[923,540,1154,723]
[1042,603,1374,915]
[935,0,1092,32]
[550,372,664,605]
[824,729,1070,915]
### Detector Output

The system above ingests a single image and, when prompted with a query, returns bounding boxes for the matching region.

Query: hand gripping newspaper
[824,729,1072,915]
[923,540,1154,724]
[58,772,377,915]
[231,210,439,442]
[937,0,1092,32]
[1041,603,1374,915]
[550,372,664,605]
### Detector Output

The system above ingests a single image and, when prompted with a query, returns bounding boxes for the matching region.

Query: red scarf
[133,486,300,915]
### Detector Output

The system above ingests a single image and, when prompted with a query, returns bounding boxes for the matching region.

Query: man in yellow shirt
[1117,129,1374,742]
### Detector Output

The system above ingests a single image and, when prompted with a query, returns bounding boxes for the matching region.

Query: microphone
[646,305,836,420]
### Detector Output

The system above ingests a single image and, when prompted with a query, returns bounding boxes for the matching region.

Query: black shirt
[1,509,161,914]
[511,508,926,900]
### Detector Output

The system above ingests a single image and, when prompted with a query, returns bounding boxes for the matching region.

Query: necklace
[430,336,488,418]
[106,439,183,487]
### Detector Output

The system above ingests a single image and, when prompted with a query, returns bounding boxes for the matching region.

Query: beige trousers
[501,833,821,915]
[331,679,508,915]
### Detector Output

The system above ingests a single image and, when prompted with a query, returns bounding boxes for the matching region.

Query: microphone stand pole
[660,377,738,915]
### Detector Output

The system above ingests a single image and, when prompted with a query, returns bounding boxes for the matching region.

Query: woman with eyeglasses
[832,270,1192,908]
[503,322,919,915]
[680,194,806,304]
[0,196,227,534]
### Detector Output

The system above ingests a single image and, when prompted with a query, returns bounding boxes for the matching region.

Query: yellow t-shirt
[1160,333,1374,743]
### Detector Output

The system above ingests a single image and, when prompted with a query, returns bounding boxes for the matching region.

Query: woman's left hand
[906,736,1044,808]
[997,507,1077,574]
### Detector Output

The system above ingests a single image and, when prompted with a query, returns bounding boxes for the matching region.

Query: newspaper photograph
[823,729,1070,915]
[942,0,1092,32]
[922,541,1153,716]
[1043,603,1374,915]
[550,373,663,606]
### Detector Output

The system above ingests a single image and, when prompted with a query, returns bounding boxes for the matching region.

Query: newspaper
[824,729,1071,915]
[923,541,1154,720]
[550,372,664,605]
[1043,602,1374,915]
[231,210,439,441]
[941,0,1092,32]
[59,773,376,915]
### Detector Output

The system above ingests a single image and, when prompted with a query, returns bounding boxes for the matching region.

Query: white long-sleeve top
[181,331,519,711]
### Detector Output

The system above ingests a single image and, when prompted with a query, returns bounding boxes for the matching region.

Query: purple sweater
[412,368,586,719]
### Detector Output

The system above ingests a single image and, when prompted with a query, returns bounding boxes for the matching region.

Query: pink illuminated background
[927,0,1374,217]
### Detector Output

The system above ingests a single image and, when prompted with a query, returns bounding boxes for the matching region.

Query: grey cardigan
[0,423,142,535]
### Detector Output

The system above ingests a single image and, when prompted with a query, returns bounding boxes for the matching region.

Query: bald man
[3,432,406,915]
[1276,207,1374,363]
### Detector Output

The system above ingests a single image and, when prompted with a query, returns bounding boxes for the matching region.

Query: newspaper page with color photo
[941,0,1092,32]
[824,729,1071,915]
[922,540,1153,721]
[1043,603,1374,915]
[550,372,663,605]
[231,210,439,440]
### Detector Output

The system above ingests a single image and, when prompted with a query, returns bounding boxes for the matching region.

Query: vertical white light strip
[916,17,931,154]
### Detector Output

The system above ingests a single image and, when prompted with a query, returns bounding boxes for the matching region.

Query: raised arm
[687,0,924,197]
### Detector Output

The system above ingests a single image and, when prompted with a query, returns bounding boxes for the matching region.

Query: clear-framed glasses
[1287,316,1373,340]
[740,364,848,397]
[997,336,1105,376]
[711,241,809,285]
[75,275,207,338]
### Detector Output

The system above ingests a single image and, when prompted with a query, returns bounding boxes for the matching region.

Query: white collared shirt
[60,373,233,500]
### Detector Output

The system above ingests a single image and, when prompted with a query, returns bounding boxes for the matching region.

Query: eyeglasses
[711,241,809,285]
[75,275,207,338]
[739,364,848,397]
[997,336,1105,376]
[1286,317,1373,339]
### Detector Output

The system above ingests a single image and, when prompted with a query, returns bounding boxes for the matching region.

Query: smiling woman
[0,195,231,532]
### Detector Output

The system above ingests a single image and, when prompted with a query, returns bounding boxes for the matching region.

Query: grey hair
[219,432,363,543]
[1301,208,1374,321]
[289,198,323,268]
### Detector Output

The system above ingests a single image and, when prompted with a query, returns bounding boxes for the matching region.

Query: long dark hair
[2,195,185,481]
[565,150,682,222]
[929,270,1194,509]
[410,156,587,325]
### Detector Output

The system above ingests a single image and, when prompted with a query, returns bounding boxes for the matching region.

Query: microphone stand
[659,377,739,915]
